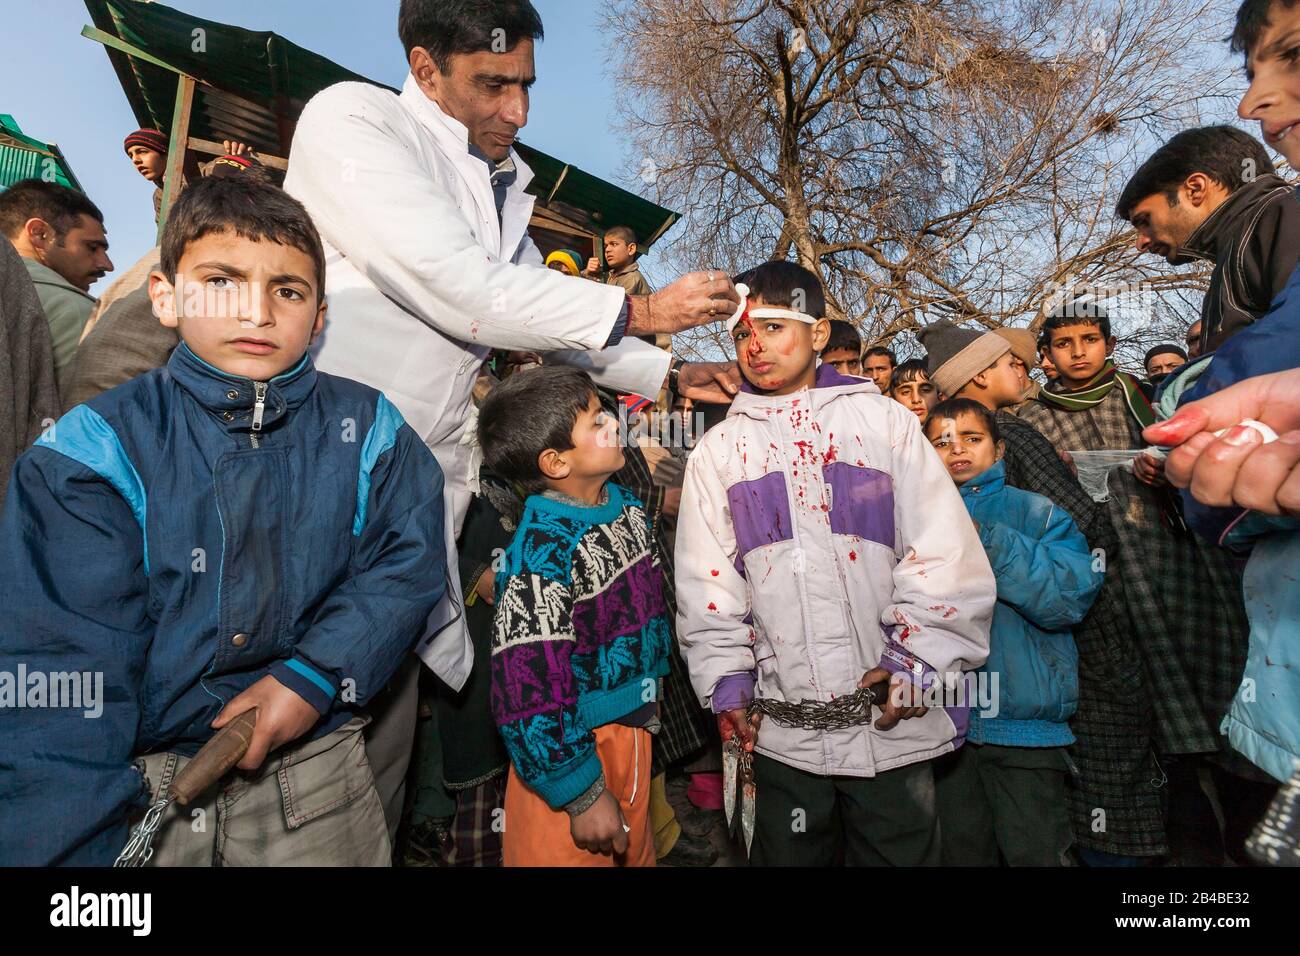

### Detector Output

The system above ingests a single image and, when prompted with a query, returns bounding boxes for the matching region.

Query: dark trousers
[1165,755,1280,866]
[749,753,940,866]
[934,742,1073,866]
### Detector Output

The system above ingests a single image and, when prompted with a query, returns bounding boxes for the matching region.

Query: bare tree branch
[606,0,1250,369]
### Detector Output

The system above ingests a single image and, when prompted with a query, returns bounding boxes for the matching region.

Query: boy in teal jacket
[925,398,1103,865]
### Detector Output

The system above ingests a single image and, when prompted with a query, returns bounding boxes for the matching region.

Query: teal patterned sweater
[489,483,672,808]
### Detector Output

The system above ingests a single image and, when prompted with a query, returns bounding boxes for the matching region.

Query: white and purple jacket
[675,365,995,777]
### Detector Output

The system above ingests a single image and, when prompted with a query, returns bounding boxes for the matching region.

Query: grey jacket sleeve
[62,282,179,409]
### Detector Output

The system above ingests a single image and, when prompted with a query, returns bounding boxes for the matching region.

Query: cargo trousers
[137,716,391,866]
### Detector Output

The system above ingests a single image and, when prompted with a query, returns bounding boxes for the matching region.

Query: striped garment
[490,482,672,809]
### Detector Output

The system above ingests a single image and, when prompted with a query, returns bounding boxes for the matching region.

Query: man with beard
[1117,125,1300,357]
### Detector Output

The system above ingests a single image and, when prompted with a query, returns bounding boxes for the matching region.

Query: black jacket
[1179,173,1300,354]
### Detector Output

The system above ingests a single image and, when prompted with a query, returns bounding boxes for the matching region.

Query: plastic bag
[1067,420,1279,503]
[1066,449,1146,502]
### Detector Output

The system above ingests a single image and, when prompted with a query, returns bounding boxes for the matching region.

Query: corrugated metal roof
[82,0,678,248]
[514,143,678,248]
[0,114,83,192]
[84,0,373,158]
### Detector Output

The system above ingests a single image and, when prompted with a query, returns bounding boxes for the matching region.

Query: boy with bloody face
[674,261,995,865]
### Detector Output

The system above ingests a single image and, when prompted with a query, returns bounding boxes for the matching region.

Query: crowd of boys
[0,0,1298,869]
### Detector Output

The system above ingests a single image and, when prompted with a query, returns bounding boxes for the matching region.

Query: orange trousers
[502,722,656,867]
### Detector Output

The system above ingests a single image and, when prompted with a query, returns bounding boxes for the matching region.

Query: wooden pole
[156,74,196,242]
[186,137,288,172]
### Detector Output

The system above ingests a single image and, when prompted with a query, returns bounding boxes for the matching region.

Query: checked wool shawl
[997,411,1167,856]
[1020,389,1250,761]
[609,430,713,773]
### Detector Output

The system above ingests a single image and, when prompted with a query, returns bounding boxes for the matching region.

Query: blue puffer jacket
[959,461,1102,747]
[0,343,447,865]
[1172,245,1300,782]
[1177,206,1300,544]
[1219,518,1300,782]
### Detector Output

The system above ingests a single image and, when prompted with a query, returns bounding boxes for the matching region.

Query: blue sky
[3,0,637,292]
[1,0,1261,319]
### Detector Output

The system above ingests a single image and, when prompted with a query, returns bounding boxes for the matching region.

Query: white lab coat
[285,75,670,687]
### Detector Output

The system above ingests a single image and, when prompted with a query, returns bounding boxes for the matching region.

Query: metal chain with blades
[746,683,890,731]
[725,683,891,854]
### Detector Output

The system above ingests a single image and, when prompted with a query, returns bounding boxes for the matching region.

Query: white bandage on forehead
[725,283,819,334]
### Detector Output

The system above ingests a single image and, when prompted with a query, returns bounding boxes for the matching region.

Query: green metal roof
[0,114,83,192]
[82,0,679,248]
[513,142,678,247]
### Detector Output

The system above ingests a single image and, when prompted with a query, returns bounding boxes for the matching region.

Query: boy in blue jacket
[0,176,448,866]
[924,399,1103,865]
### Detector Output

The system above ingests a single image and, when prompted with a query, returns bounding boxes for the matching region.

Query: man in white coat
[284,0,741,839]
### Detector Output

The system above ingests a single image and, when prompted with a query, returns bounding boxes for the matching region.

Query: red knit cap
[207,154,253,171]
[123,129,168,156]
